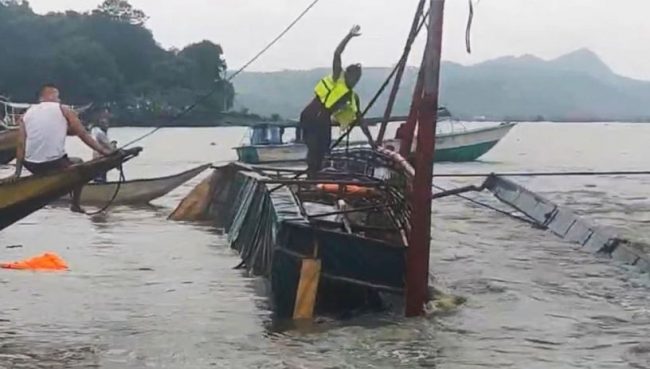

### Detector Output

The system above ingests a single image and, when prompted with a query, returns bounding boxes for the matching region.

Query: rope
[227,0,321,81]
[377,0,428,144]
[121,0,322,149]
[86,165,126,216]
[432,183,538,226]
[433,170,650,178]
[330,9,428,150]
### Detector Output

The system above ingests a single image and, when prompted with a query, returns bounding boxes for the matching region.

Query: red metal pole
[405,0,445,318]
[376,0,427,145]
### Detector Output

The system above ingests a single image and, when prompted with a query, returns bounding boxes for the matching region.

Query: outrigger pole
[405,0,445,317]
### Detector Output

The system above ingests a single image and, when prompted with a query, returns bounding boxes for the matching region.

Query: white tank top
[23,102,68,163]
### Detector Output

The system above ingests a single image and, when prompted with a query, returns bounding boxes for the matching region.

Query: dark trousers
[300,97,331,178]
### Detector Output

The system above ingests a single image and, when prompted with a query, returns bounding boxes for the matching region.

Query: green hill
[232,49,650,122]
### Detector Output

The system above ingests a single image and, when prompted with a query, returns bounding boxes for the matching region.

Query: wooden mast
[405,0,445,317]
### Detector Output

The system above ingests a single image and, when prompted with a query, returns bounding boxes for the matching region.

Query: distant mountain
[231,49,650,121]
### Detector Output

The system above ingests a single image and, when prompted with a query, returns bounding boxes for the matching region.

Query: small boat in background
[0,147,142,231]
[234,121,516,164]
[0,99,93,165]
[383,122,517,162]
[1,99,92,128]
[66,163,210,206]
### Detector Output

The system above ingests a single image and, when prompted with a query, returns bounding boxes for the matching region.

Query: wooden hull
[235,123,516,164]
[0,147,142,231]
[70,164,210,205]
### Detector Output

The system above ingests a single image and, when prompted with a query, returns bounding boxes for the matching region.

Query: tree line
[0,0,239,125]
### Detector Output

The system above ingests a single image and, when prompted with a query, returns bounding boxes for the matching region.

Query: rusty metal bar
[405,0,445,318]
[377,0,428,145]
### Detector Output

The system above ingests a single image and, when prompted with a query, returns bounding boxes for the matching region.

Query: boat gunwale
[84,163,211,187]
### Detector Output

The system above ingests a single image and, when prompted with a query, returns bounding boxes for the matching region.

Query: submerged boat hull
[0,148,142,230]
[235,123,515,164]
[64,164,210,205]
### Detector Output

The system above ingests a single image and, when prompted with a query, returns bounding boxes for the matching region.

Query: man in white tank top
[14,84,114,213]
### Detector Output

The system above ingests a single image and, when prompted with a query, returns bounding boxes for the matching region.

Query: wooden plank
[292,258,322,320]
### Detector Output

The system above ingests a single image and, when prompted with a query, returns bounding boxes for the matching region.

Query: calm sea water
[1,123,650,368]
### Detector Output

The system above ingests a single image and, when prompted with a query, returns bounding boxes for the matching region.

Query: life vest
[314,75,359,129]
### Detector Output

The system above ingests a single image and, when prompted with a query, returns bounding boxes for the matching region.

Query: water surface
[1,123,650,368]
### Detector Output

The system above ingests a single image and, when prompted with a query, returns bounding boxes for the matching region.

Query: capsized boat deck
[483,175,650,273]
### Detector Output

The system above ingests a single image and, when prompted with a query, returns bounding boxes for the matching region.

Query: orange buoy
[1,252,68,271]
[316,184,374,196]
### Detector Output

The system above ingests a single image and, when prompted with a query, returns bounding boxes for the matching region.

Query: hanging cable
[466,0,481,54]
[227,0,321,81]
[120,0,322,149]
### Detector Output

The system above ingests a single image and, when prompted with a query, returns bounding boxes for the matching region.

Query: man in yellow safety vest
[299,25,373,178]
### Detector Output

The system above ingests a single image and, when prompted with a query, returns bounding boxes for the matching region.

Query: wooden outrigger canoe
[0,147,142,230]
[67,163,210,206]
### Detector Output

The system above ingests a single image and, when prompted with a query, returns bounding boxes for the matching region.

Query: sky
[27,0,650,80]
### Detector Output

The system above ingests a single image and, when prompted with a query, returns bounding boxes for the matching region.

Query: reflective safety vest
[314,75,359,129]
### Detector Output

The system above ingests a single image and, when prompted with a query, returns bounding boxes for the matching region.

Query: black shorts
[24,155,73,175]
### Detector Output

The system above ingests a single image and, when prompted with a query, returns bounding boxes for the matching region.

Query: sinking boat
[64,163,210,206]
[0,147,142,230]
[172,148,413,318]
[234,121,515,164]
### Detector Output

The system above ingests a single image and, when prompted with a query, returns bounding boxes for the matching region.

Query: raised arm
[61,106,113,156]
[333,25,361,80]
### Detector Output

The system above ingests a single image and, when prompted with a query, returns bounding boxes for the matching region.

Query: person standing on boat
[90,108,116,183]
[14,84,114,213]
[299,25,374,178]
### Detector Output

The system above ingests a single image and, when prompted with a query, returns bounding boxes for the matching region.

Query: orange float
[1,252,68,271]
[316,183,375,196]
